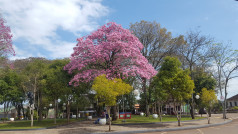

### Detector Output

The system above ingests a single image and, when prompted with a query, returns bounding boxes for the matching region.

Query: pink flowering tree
[0,16,15,57]
[65,22,157,86]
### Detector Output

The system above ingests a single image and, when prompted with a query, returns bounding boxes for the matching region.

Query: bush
[232,106,238,110]
[0,118,8,121]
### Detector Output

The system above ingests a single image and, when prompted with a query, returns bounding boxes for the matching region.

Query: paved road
[139,118,238,134]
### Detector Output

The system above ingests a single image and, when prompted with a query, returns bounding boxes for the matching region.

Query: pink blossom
[65,22,157,85]
[0,17,15,57]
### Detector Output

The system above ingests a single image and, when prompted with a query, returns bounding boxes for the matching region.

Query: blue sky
[0,0,238,98]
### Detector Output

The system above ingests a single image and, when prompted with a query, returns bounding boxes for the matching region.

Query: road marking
[197,129,204,134]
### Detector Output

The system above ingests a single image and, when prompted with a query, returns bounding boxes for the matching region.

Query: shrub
[0,117,8,121]
[232,106,238,110]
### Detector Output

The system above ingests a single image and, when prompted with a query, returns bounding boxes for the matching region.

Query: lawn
[112,115,205,124]
[0,118,85,129]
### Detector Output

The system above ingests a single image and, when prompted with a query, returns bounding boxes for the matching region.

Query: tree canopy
[65,22,157,86]
[92,74,132,106]
[0,16,15,57]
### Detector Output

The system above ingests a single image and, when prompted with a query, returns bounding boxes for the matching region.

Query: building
[227,94,238,108]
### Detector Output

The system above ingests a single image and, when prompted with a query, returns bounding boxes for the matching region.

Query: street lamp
[193,94,200,115]
[63,103,66,118]
[195,95,200,100]
[56,99,61,119]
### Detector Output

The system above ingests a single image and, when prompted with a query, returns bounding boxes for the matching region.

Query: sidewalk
[0,113,237,134]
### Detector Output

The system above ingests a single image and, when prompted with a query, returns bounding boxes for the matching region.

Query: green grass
[0,118,85,129]
[112,115,205,124]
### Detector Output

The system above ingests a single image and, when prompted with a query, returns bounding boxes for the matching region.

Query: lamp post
[63,103,66,118]
[195,95,200,100]
[57,99,61,118]
[193,94,200,116]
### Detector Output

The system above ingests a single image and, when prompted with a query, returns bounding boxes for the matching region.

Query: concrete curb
[92,119,233,134]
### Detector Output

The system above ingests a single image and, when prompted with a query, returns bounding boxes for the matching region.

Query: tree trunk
[22,103,25,120]
[37,90,39,121]
[208,108,211,117]
[152,103,155,114]
[189,103,195,119]
[3,103,6,122]
[142,78,149,117]
[223,81,228,119]
[67,101,70,123]
[17,104,21,120]
[107,106,111,131]
[54,99,57,124]
[174,102,180,126]
[179,104,182,125]
[76,106,79,119]
[112,106,118,121]
[207,110,210,124]
[31,106,34,127]
[158,102,162,122]
[39,88,43,121]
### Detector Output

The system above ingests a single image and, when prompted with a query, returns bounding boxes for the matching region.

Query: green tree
[71,82,92,119]
[154,56,194,126]
[92,75,132,131]
[193,67,216,114]
[0,68,23,122]
[200,88,218,124]
[45,59,71,124]
[180,31,213,119]
[24,58,48,126]
[151,76,169,122]
[130,20,185,116]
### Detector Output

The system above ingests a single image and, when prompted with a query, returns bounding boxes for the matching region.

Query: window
[235,101,237,106]
[230,102,232,107]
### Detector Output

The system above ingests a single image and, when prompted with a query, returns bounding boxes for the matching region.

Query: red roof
[227,94,238,101]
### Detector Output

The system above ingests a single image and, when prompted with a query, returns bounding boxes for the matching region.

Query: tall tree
[153,56,194,126]
[0,15,15,57]
[65,22,156,85]
[0,68,22,122]
[151,76,169,122]
[180,31,213,119]
[24,58,48,126]
[210,43,238,119]
[65,22,157,120]
[193,67,216,110]
[45,59,71,124]
[129,20,184,116]
[92,74,132,131]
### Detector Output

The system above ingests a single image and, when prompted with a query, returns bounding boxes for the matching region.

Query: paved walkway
[0,113,238,134]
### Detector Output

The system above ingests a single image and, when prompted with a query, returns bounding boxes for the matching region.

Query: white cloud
[47,41,76,58]
[0,0,109,59]
[9,45,33,60]
[226,78,238,98]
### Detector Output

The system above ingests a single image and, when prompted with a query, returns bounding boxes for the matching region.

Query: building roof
[227,94,238,101]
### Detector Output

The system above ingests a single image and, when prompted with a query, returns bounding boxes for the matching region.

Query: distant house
[227,94,238,108]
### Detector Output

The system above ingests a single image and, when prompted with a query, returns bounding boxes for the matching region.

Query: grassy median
[112,115,205,124]
[0,118,85,130]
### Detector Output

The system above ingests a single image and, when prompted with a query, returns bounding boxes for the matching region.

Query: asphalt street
[139,118,238,134]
